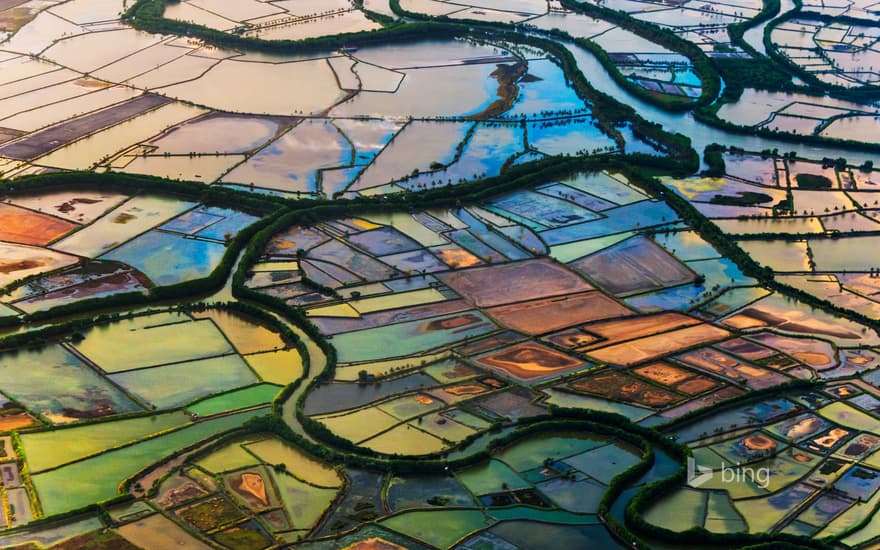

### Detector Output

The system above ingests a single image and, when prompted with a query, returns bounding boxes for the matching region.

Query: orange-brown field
[431,384,489,404]
[155,481,209,509]
[0,412,38,431]
[435,247,482,269]
[677,347,739,372]
[344,538,407,550]
[587,324,730,366]
[229,471,269,509]
[676,347,792,390]
[722,303,862,340]
[575,312,701,352]
[444,384,487,396]
[675,376,719,395]
[438,258,593,307]
[454,331,524,356]
[716,338,776,360]
[633,363,720,395]
[568,235,695,296]
[0,203,77,246]
[543,328,600,349]
[487,291,633,335]
[743,433,777,452]
[571,369,682,408]
[476,342,586,382]
[632,362,693,386]
[813,428,850,448]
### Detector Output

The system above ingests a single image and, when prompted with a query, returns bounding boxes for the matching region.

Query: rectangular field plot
[379,509,495,550]
[540,200,678,245]
[313,407,399,444]
[587,323,731,366]
[7,190,128,224]
[329,311,495,363]
[192,309,285,355]
[476,342,589,384]
[9,263,150,314]
[20,411,191,473]
[570,369,684,408]
[0,242,79,288]
[244,438,342,488]
[360,423,447,455]
[487,291,633,335]
[31,408,265,516]
[99,230,227,286]
[116,513,212,549]
[0,203,76,245]
[73,315,234,373]
[109,355,259,409]
[438,258,592,308]
[0,345,141,423]
[488,190,602,230]
[0,94,170,160]
[568,235,696,296]
[221,119,350,194]
[51,195,196,257]
[577,312,702,350]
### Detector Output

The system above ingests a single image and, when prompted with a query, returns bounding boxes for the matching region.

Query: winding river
[559,38,878,164]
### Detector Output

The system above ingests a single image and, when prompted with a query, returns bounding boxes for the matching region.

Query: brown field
[0,203,77,246]
[445,384,487,396]
[792,352,832,367]
[571,369,682,408]
[743,433,777,452]
[438,258,592,307]
[569,235,695,296]
[476,388,544,419]
[434,362,479,380]
[677,347,739,373]
[659,386,744,419]
[487,291,633,335]
[543,328,600,349]
[575,312,701,352]
[454,330,524,356]
[155,480,208,508]
[632,362,693,386]
[230,471,269,508]
[722,304,862,340]
[675,376,719,395]
[721,313,766,330]
[476,342,586,382]
[435,247,482,269]
[716,338,775,360]
[430,384,488,404]
[344,538,407,550]
[587,324,730,367]
[0,127,23,144]
[0,412,38,431]
[813,428,851,449]
[676,347,792,390]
